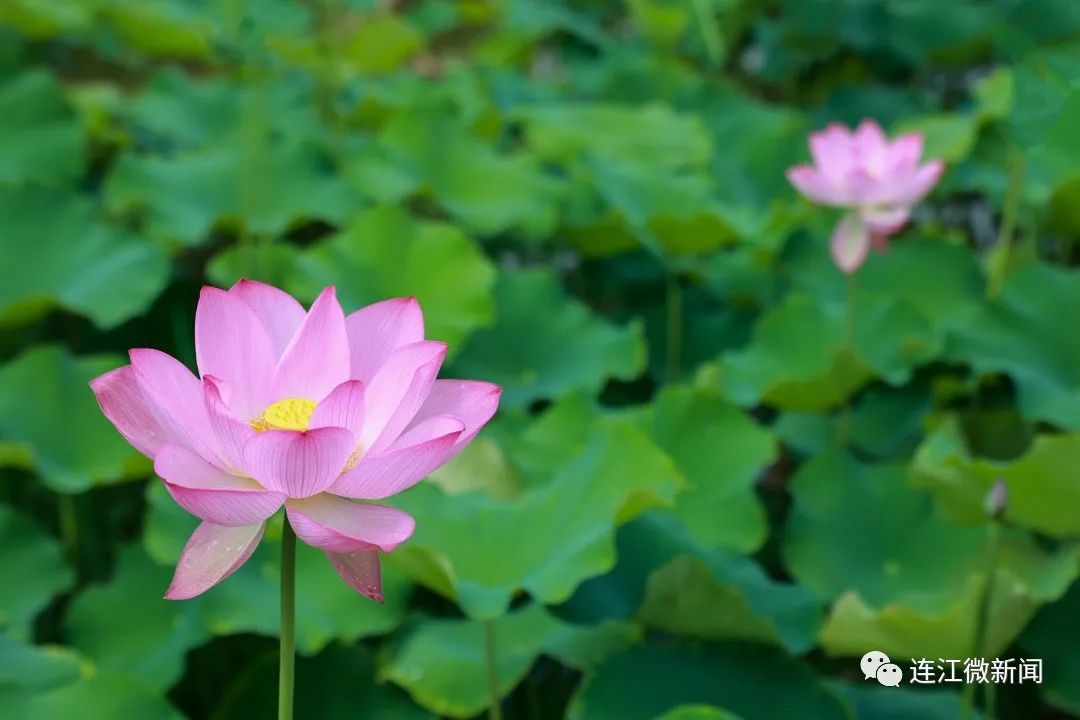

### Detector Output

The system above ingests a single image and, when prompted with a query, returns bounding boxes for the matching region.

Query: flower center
[251,398,317,432]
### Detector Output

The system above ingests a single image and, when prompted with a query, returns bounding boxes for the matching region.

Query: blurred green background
[3,0,1080,718]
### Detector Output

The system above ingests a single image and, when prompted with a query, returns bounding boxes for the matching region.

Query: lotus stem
[666,272,682,383]
[838,272,858,445]
[988,151,1025,298]
[974,523,1002,720]
[58,493,78,568]
[691,0,723,66]
[484,619,502,720]
[961,508,1003,720]
[842,270,857,352]
[306,0,344,165]
[279,517,297,720]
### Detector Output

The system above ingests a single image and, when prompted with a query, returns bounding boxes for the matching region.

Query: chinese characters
[908,658,1042,685]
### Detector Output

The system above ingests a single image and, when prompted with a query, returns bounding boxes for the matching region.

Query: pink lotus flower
[91,281,500,602]
[787,120,944,273]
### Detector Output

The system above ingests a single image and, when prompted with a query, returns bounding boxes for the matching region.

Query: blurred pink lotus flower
[787,120,944,273]
[91,281,500,602]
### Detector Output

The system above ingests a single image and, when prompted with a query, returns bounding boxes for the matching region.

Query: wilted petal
[331,415,464,499]
[360,341,447,456]
[243,427,354,498]
[407,380,501,457]
[309,380,365,440]
[787,165,849,206]
[203,376,256,473]
[326,550,383,602]
[195,287,275,420]
[870,232,892,253]
[271,286,350,404]
[830,213,872,274]
[130,348,221,465]
[156,444,284,526]
[89,365,182,458]
[228,279,306,360]
[345,297,425,384]
[286,493,415,553]
[165,521,264,600]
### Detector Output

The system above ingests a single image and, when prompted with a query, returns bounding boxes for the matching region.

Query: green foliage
[0,633,84,691]
[832,681,983,720]
[0,188,170,330]
[382,604,636,717]
[786,452,1075,659]
[3,0,1080,717]
[629,513,823,654]
[639,385,776,551]
[210,206,497,351]
[0,346,146,491]
[212,643,432,719]
[913,418,1080,536]
[0,71,84,185]
[0,506,74,639]
[568,642,849,720]
[66,544,207,690]
[0,670,184,720]
[950,263,1080,428]
[1023,584,1080,715]
[451,270,646,408]
[391,408,682,618]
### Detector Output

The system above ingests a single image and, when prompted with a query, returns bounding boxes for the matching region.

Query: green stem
[279,518,297,720]
[837,272,858,446]
[527,675,541,720]
[837,401,853,447]
[223,0,259,278]
[987,151,1025,298]
[239,79,268,279]
[666,272,682,383]
[961,522,1002,720]
[307,0,344,166]
[58,493,78,568]
[691,0,723,66]
[484,619,502,720]
[842,270,858,350]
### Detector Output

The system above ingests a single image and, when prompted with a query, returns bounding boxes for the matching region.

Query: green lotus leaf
[213,643,431,719]
[0,633,86,691]
[0,70,84,185]
[0,346,148,492]
[911,417,1080,537]
[286,206,496,351]
[786,452,1076,658]
[568,642,848,720]
[639,385,776,552]
[948,262,1080,428]
[0,506,74,639]
[381,604,636,718]
[0,188,169,330]
[65,544,208,691]
[451,269,646,409]
[389,415,682,618]
[105,142,355,247]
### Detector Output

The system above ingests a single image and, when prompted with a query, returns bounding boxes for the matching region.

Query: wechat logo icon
[861,650,903,687]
